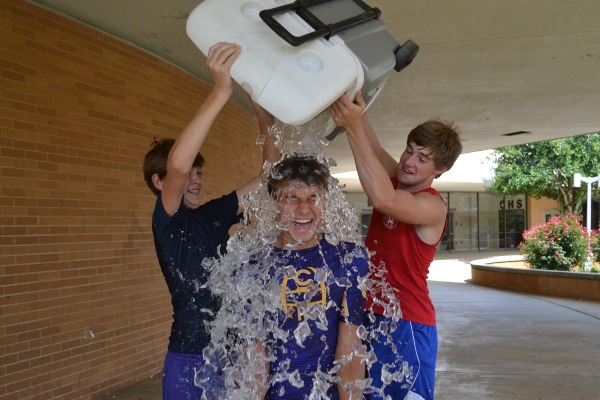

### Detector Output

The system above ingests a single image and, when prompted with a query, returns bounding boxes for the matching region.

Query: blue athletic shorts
[162,351,223,400]
[364,315,438,400]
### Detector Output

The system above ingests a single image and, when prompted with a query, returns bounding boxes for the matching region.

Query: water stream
[196,114,411,399]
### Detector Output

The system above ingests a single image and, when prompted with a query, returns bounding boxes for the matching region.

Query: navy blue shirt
[152,191,240,354]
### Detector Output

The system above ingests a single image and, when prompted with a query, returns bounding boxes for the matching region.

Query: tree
[486,133,600,215]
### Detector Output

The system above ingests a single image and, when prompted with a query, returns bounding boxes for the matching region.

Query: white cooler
[186,0,418,134]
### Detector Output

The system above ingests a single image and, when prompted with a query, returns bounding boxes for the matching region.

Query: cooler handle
[259,0,381,47]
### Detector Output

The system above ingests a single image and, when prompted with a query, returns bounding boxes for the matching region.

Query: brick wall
[0,1,264,398]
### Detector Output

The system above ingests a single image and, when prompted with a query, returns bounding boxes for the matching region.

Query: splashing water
[270,110,335,157]
[196,116,411,399]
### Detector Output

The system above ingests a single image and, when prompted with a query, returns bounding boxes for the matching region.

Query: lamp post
[573,173,600,231]
[573,173,600,271]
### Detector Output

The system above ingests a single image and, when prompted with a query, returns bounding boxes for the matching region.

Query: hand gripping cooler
[186,0,418,137]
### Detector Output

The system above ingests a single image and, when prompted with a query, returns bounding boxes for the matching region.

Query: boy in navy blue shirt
[143,42,278,400]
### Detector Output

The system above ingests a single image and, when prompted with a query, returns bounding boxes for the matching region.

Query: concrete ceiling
[28,0,600,191]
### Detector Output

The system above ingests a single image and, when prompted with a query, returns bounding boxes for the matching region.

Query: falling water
[196,112,412,399]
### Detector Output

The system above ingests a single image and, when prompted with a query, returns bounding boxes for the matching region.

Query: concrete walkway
[97,251,600,400]
[431,251,600,400]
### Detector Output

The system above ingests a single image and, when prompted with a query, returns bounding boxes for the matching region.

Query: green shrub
[519,213,593,271]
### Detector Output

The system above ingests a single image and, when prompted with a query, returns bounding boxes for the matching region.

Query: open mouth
[292,219,313,231]
[187,188,200,195]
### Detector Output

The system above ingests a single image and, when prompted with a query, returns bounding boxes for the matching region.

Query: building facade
[346,191,561,254]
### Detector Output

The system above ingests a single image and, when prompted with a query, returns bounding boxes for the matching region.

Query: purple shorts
[162,351,223,400]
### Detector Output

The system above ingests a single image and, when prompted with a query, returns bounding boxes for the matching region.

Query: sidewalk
[97,251,600,400]
[430,251,600,400]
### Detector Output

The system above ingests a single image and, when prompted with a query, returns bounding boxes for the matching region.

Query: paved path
[431,251,600,400]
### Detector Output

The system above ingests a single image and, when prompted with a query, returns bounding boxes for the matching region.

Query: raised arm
[331,93,447,232]
[360,112,398,177]
[161,42,240,216]
[331,92,398,212]
[235,101,280,212]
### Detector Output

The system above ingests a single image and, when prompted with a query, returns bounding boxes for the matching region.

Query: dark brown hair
[407,118,463,172]
[143,137,205,196]
[267,154,330,196]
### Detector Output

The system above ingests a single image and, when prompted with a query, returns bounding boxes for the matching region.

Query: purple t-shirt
[265,238,368,399]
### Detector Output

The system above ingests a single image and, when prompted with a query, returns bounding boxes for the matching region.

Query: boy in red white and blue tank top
[332,92,463,400]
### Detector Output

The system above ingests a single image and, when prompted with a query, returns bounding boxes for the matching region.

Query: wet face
[182,166,204,210]
[275,181,325,249]
[397,142,446,190]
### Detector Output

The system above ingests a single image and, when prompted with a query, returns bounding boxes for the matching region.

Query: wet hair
[407,118,463,174]
[267,154,330,196]
[143,137,205,196]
